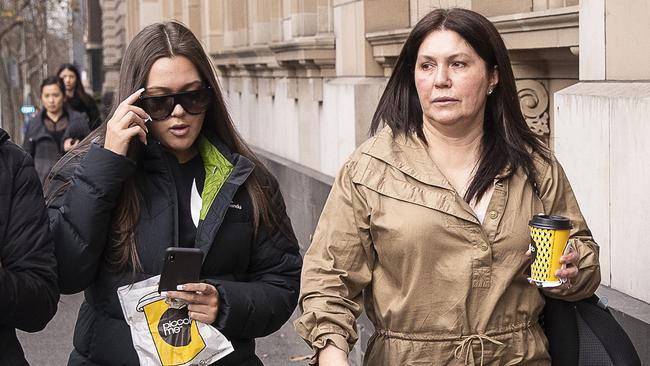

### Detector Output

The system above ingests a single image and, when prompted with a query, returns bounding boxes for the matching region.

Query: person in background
[23,76,90,183]
[0,127,59,365]
[58,63,101,130]
[45,21,301,365]
[295,8,600,366]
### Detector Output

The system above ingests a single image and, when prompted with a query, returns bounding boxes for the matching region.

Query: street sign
[20,105,35,114]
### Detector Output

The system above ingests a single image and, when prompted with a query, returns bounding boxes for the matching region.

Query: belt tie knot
[453,334,504,366]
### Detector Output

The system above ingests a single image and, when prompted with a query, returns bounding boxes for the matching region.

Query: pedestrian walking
[45,21,301,366]
[58,64,101,130]
[295,8,600,366]
[0,127,59,365]
[23,76,90,183]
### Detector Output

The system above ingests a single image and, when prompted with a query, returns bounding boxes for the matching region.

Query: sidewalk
[17,293,312,365]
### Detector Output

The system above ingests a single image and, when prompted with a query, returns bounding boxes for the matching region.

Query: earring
[487,86,494,95]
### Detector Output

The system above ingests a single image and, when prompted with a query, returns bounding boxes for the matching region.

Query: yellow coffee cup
[528,214,572,287]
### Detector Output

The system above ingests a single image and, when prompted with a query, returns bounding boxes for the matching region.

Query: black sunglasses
[136,86,212,121]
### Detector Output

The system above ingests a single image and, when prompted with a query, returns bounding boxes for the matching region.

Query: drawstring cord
[453,334,504,366]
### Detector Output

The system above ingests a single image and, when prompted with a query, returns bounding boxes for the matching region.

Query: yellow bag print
[139,293,205,365]
[118,275,234,366]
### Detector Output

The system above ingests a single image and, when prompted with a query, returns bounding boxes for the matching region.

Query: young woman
[58,63,101,130]
[295,8,600,365]
[23,76,90,182]
[46,22,302,366]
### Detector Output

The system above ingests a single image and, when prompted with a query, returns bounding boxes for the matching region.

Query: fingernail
[160,291,168,298]
[176,285,184,291]
[137,87,145,93]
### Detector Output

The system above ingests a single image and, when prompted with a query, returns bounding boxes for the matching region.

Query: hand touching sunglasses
[136,86,212,121]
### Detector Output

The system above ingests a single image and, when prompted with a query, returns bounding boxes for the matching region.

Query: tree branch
[18,48,40,65]
[0,0,31,40]
[0,20,21,41]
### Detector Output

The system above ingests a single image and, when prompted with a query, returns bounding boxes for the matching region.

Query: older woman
[295,8,599,366]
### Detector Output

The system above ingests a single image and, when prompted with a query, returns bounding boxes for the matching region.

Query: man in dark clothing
[0,128,60,365]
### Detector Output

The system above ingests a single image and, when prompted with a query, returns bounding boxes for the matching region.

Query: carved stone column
[517,79,550,143]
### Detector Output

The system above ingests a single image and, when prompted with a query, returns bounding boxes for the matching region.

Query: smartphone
[158,247,203,293]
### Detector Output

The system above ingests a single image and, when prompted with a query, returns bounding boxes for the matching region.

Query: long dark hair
[47,22,284,270]
[57,64,96,111]
[371,8,550,203]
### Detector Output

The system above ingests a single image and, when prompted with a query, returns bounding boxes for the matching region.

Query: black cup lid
[529,214,572,230]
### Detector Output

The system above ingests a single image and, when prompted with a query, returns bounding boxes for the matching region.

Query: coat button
[489,210,498,219]
[481,244,489,251]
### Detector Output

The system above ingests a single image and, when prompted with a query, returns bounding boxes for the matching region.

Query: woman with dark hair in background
[46,22,301,365]
[296,8,600,365]
[23,76,90,182]
[58,63,101,130]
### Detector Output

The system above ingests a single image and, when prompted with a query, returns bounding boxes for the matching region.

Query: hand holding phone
[166,282,220,324]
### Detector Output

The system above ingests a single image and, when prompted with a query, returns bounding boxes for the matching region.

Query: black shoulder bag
[542,294,641,366]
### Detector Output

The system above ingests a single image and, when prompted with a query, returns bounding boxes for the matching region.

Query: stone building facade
[98,0,649,363]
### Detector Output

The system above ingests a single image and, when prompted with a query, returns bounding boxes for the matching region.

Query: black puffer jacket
[23,107,90,182]
[0,128,59,365]
[46,132,302,365]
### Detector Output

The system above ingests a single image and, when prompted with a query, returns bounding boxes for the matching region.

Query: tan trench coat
[295,127,600,365]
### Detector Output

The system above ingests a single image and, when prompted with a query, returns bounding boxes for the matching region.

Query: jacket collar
[38,106,71,123]
[362,126,513,186]
[200,129,237,165]
[193,130,255,257]
[362,126,455,191]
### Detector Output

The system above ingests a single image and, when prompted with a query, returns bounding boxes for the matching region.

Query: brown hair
[371,8,550,203]
[47,21,282,270]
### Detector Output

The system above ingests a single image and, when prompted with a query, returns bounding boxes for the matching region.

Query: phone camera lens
[169,253,175,261]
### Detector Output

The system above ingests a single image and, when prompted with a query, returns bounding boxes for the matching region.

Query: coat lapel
[194,133,255,258]
[360,127,480,225]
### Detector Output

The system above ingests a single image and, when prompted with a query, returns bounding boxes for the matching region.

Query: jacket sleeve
[538,157,601,301]
[204,175,302,340]
[294,160,373,357]
[47,144,135,294]
[64,113,90,141]
[0,152,59,332]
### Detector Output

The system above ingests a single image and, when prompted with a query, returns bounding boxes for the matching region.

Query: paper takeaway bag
[118,275,234,366]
